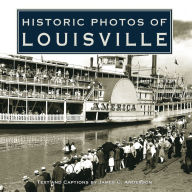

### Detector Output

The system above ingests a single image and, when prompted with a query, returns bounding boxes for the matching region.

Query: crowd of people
[0,63,92,85]
[0,62,97,102]
[0,118,191,192]
[0,86,84,101]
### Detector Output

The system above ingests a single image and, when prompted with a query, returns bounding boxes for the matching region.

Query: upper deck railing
[0,89,85,101]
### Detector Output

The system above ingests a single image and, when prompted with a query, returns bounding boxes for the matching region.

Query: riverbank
[84,158,192,192]
[1,119,191,192]
[83,121,192,192]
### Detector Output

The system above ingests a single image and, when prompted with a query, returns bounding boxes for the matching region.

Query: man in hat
[33,170,46,192]
[60,157,69,170]
[122,142,130,168]
[23,176,37,192]
[52,161,66,192]
[96,148,105,178]
[41,167,51,192]
[143,138,148,160]
[82,155,93,185]
[133,139,143,164]
[144,146,153,171]
[118,144,125,169]
[174,134,182,157]
[0,185,4,192]
[114,145,121,171]
[164,138,171,160]
[91,149,99,180]
[65,158,77,192]
[87,149,94,162]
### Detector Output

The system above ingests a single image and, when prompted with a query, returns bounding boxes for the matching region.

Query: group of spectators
[0,63,91,85]
[6,118,188,192]
[0,63,97,101]
[0,84,86,101]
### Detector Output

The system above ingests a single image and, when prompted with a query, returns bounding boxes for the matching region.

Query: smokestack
[152,55,157,76]
[126,55,133,78]
[90,57,93,68]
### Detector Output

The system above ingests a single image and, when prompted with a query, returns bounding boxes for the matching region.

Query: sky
[0,0,192,81]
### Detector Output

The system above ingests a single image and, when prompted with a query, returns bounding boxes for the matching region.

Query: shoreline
[84,158,190,192]
[84,120,192,192]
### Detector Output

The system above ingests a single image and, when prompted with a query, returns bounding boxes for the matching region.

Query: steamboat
[0,53,191,125]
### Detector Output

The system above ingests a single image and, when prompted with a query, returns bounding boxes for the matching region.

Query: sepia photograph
[0,1,192,192]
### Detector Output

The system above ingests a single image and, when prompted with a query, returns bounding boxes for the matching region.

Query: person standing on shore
[114,145,121,171]
[109,150,115,173]
[129,142,136,170]
[122,142,129,168]
[143,138,148,160]
[86,155,94,184]
[23,176,37,192]
[133,139,143,164]
[0,185,4,192]
[167,134,174,159]
[159,145,165,163]
[52,162,66,192]
[174,134,182,157]
[91,149,99,180]
[164,138,171,161]
[96,148,105,178]
[118,144,125,170]
[65,158,77,192]
[41,167,51,192]
[150,142,157,168]
[139,137,144,162]
[33,170,46,192]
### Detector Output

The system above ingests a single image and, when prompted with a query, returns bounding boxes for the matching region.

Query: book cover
[0,1,191,192]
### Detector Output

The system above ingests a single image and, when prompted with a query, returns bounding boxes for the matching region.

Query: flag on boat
[175,59,179,65]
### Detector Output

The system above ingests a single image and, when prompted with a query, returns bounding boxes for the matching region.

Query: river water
[0,121,168,191]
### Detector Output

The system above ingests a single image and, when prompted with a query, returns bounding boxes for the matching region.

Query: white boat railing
[158,108,192,117]
[66,114,85,121]
[0,113,84,122]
